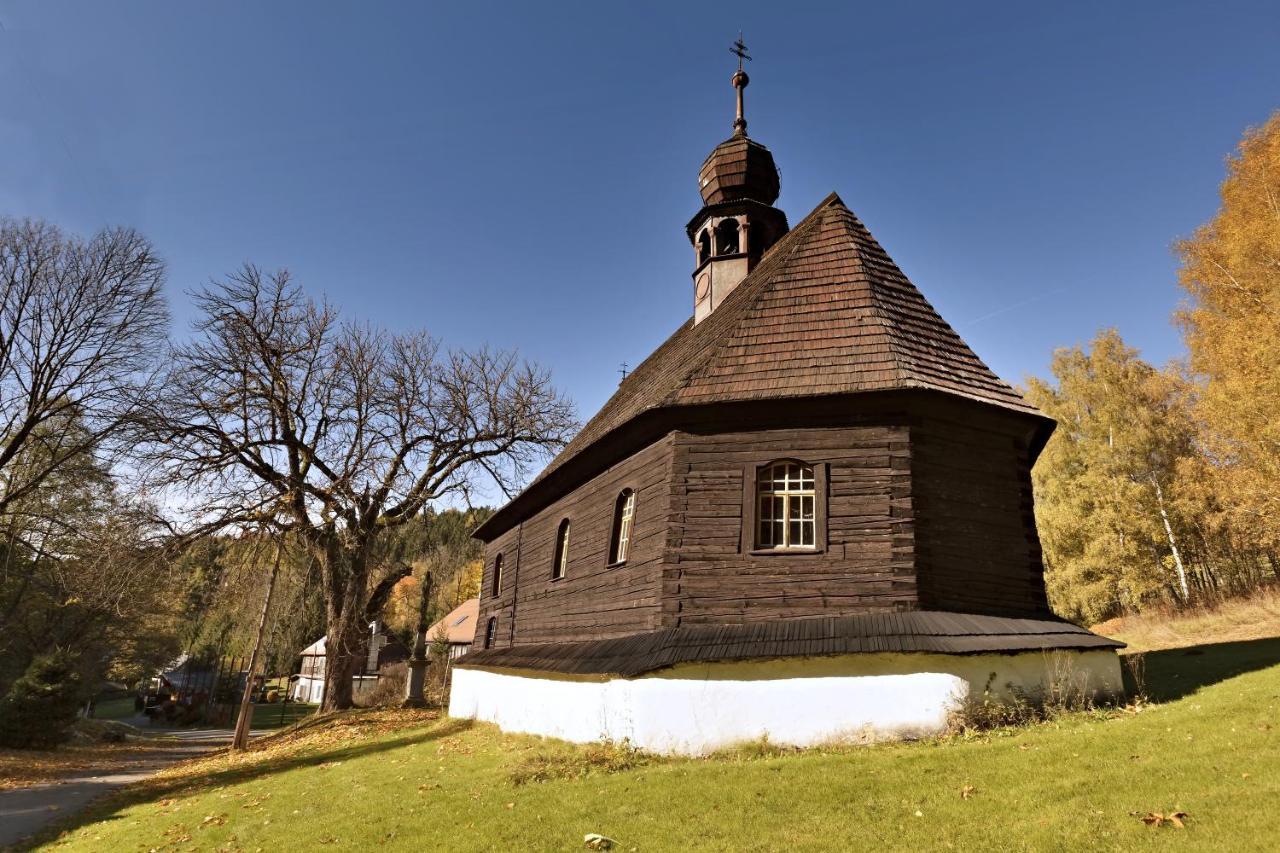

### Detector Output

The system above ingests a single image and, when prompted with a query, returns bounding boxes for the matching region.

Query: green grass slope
[36,639,1280,852]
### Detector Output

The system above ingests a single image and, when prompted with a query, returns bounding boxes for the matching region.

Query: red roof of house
[428,598,479,645]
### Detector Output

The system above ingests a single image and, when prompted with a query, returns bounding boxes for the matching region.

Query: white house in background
[427,598,479,661]
[290,620,408,704]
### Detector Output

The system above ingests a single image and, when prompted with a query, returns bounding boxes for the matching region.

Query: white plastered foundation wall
[449,650,1123,755]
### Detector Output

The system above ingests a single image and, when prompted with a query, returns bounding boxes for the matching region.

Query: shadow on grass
[21,715,474,851]
[1128,636,1280,702]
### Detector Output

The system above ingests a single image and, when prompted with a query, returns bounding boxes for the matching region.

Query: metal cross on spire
[730,34,752,136]
[730,33,751,70]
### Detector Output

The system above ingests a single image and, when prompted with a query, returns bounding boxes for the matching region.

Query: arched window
[608,489,637,565]
[483,616,497,649]
[697,229,712,265]
[491,553,504,596]
[756,460,816,549]
[715,218,740,255]
[551,519,570,580]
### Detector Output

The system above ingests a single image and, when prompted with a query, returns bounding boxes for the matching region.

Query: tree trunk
[319,551,372,712]
[1152,477,1190,603]
[320,609,364,712]
[232,538,283,751]
[311,537,373,713]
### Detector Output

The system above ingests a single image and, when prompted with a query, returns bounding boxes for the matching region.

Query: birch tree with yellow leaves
[1178,111,1280,554]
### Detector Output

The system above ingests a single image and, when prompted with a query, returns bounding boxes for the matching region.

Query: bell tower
[689,37,788,324]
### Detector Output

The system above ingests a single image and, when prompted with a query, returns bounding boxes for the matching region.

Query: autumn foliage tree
[381,508,489,638]
[1026,332,1199,621]
[1023,112,1280,623]
[1028,329,1278,623]
[1177,110,1280,553]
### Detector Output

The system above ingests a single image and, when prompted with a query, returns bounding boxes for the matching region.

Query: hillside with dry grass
[1093,587,1280,652]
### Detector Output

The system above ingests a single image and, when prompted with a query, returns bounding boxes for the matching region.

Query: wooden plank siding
[662,424,917,626]
[911,417,1052,617]
[474,406,1053,650]
[474,434,676,648]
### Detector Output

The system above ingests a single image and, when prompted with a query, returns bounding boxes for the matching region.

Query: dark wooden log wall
[473,406,1053,650]
[911,417,1052,617]
[473,434,676,648]
[661,424,917,626]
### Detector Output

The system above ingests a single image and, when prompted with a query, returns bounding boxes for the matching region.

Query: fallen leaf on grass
[584,832,615,849]
[1132,811,1188,828]
[200,813,227,827]
[960,785,976,800]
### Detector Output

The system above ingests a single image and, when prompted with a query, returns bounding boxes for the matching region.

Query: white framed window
[552,519,570,580]
[756,460,816,549]
[483,616,497,649]
[609,489,636,565]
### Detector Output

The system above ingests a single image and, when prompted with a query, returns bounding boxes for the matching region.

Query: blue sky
[2,1,1277,434]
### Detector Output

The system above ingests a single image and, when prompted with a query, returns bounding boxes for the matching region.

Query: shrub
[71,718,133,743]
[0,649,86,749]
[510,739,653,785]
[948,655,1107,736]
[356,663,408,708]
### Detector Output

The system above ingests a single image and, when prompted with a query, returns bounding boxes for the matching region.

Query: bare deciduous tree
[143,267,575,710]
[0,218,168,517]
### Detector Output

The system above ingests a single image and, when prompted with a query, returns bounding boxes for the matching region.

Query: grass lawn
[249,702,317,730]
[29,631,1280,852]
[90,696,137,722]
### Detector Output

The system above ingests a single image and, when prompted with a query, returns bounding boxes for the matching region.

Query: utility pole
[403,569,434,707]
[232,536,284,750]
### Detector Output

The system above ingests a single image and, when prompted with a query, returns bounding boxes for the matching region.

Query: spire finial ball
[732,68,749,89]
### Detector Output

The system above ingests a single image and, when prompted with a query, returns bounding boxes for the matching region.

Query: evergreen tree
[0,649,85,749]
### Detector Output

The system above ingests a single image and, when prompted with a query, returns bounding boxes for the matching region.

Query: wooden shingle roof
[698,135,781,205]
[456,611,1122,677]
[476,192,1045,540]
[538,193,1037,482]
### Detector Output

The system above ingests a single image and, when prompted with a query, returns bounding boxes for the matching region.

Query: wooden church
[449,48,1123,754]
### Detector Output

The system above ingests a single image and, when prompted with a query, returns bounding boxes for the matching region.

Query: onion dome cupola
[688,37,789,324]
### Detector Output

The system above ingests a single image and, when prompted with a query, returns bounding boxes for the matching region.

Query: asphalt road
[0,724,254,850]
